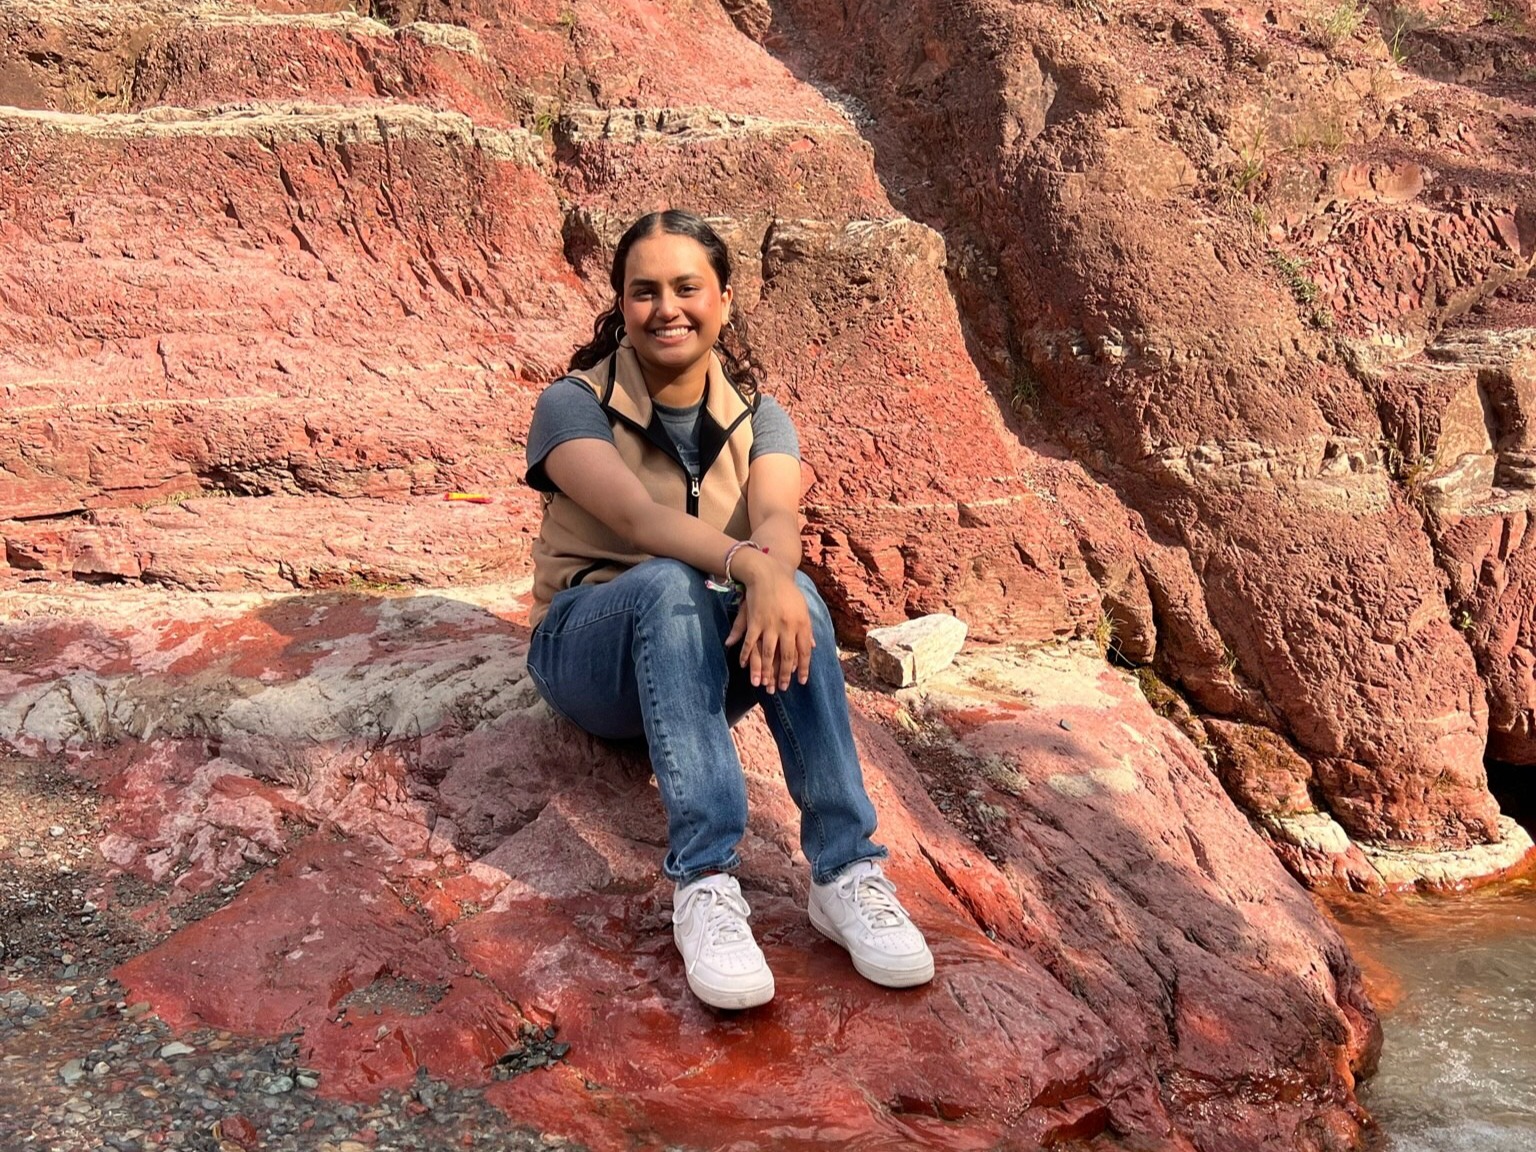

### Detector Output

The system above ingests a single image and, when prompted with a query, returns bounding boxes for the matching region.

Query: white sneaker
[672,874,775,1009]
[808,860,934,988]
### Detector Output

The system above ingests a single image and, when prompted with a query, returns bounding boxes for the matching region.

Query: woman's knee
[626,558,710,609]
[623,559,730,650]
[794,571,836,634]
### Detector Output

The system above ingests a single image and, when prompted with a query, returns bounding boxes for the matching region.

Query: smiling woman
[618,232,734,400]
[521,210,933,1011]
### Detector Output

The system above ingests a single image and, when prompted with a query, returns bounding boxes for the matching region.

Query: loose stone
[866,613,968,686]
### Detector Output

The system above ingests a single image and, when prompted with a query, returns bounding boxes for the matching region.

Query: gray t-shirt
[524,376,800,493]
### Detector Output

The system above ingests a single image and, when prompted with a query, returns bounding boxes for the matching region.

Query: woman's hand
[725,550,814,693]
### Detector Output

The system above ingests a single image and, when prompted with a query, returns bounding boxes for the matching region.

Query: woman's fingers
[778,623,807,691]
[763,630,787,692]
[725,607,747,650]
[751,630,775,690]
[739,613,761,668]
[729,575,815,693]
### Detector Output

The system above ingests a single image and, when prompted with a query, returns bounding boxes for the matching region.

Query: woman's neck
[639,357,709,408]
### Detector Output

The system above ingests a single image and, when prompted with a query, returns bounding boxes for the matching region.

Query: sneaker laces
[682,884,754,946]
[838,870,907,930]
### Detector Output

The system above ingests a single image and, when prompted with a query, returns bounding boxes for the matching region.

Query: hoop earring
[616,322,631,348]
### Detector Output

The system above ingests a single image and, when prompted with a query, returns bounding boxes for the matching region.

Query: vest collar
[599,345,751,430]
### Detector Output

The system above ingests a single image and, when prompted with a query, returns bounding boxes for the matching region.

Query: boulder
[769,0,1534,857]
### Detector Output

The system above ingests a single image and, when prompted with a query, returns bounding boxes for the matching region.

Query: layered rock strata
[6,0,1530,887]
[9,0,1510,1145]
[761,0,1535,868]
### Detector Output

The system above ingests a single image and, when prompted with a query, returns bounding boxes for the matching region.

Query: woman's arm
[542,438,813,691]
[544,438,739,575]
[744,453,804,572]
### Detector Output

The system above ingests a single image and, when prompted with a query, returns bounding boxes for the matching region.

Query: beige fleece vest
[529,345,756,627]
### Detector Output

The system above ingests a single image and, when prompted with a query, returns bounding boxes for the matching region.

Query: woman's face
[620,232,733,380]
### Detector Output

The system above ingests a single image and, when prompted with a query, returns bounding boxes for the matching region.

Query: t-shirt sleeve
[524,376,616,492]
[749,394,800,461]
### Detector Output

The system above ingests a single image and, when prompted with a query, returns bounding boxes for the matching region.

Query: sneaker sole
[684,969,775,1010]
[808,902,935,988]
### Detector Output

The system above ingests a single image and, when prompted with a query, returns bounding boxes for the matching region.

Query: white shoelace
[688,886,753,945]
[839,871,906,930]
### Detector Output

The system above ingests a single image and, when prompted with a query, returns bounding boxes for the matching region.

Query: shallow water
[1330,877,1536,1152]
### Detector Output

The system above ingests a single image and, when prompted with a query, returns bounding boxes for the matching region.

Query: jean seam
[770,690,829,871]
[526,642,581,728]
[635,614,695,832]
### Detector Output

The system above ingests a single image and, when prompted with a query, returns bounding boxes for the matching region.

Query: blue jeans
[526,558,886,885]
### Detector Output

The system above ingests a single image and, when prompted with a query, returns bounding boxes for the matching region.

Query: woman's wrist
[732,546,777,587]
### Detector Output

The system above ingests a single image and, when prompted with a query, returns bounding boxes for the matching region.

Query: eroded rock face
[6,0,1528,874]
[765,0,1534,853]
[0,2,1530,1141]
[0,0,1138,649]
[0,585,1378,1150]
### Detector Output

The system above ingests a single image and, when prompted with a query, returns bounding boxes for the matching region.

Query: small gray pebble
[1059,718,1073,730]
[262,1074,295,1095]
[59,1058,86,1086]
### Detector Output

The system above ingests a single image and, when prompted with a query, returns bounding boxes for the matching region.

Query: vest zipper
[688,474,700,516]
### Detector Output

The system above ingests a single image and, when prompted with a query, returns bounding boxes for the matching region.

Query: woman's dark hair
[569,210,759,396]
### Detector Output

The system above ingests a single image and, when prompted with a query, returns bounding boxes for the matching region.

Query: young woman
[523,210,933,1010]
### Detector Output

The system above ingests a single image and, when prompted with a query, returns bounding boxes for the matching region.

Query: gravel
[1,754,579,1151]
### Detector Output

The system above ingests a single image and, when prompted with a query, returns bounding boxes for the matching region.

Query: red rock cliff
[4,0,1532,881]
[0,0,1532,1147]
